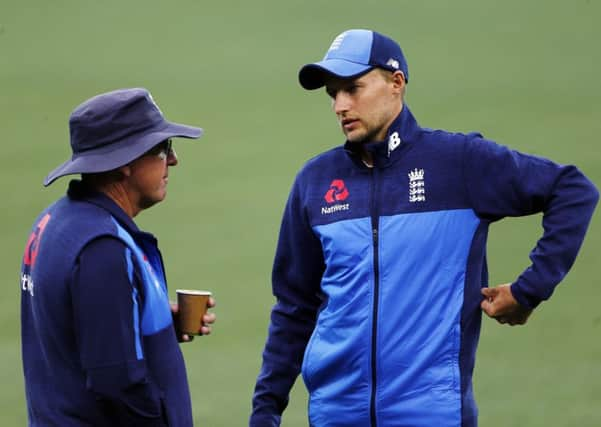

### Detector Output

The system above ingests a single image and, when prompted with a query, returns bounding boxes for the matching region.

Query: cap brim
[299,59,373,90]
[43,121,203,186]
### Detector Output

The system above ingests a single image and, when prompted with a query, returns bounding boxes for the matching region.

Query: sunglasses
[146,139,174,160]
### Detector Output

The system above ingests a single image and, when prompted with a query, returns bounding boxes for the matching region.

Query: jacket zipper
[369,167,380,427]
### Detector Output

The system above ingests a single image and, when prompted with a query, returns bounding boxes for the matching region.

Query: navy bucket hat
[298,29,409,90]
[43,88,203,186]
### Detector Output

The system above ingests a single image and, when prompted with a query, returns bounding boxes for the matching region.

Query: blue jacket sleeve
[250,175,325,427]
[463,136,599,308]
[71,237,167,426]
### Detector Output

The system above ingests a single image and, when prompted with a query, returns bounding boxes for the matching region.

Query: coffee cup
[176,289,212,335]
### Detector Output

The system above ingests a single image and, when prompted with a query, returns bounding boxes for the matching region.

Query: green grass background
[1,0,600,425]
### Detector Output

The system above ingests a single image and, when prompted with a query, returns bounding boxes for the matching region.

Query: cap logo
[386,58,400,69]
[328,33,347,51]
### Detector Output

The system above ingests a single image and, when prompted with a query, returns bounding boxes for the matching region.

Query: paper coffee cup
[176,289,212,335]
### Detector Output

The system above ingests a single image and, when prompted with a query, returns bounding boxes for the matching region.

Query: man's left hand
[480,284,532,326]
[171,297,217,342]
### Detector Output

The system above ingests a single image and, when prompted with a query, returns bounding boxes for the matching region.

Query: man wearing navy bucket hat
[20,88,215,426]
[250,29,598,426]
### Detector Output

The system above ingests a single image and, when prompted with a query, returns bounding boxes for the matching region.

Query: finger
[170,302,179,313]
[207,297,216,308]
[203,312,217,325]
[200,325,212,335]
[508,314,528,326]
[507,316,526,326]
[480,301,492,317]
[481,287,497,298]
[480,301,496,317]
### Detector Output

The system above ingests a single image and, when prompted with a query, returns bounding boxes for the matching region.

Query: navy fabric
[20,181,192,427]
[44,88,203,186]
[298,29,409,90]
[250,105,598,426]
[370,31,409,79]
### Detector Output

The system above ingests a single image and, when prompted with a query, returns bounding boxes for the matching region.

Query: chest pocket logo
[409,168,426,202]
[324,179,349,203]
[322,179,351,215]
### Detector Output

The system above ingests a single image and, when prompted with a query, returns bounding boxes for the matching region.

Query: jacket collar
[344,104,420,168]
[66,179,150,240]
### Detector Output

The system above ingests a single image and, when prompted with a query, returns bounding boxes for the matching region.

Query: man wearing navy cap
[20,88,216,426]
[250,29,598,426]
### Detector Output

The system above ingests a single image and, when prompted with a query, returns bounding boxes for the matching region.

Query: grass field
[1,0,600,425]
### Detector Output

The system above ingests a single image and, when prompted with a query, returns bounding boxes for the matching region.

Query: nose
[333,92,351,115]
[167,149,178,166]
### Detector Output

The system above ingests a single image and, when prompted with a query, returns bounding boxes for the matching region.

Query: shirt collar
[344,104,421,168]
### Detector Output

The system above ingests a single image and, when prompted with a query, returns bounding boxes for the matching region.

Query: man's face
[324,69,404,144]
[127,139,178,211]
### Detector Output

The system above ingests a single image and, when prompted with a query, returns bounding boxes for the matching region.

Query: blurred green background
[2,0,600,425]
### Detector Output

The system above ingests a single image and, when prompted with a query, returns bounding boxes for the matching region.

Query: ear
[391,70,406,93]
[118,164,132,178]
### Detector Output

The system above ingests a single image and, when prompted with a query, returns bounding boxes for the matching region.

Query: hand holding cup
[173,290,216,342]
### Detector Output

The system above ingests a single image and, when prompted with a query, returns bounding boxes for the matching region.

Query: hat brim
[43,121,203,186]
[299,59,373,90]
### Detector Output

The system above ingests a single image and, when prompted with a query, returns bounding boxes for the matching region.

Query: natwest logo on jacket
[322,179,350,215]
[324,179,349,204]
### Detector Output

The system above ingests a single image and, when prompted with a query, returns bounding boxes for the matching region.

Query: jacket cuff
[510,282,541,310]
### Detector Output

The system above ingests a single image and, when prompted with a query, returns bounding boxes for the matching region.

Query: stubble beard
[344,125,382,145]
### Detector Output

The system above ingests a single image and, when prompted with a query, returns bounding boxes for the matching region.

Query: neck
[376,102,402,141]
[359,102,404,168]
[361,151,374,168]
[99,182,139,218]
[366,102,404,144]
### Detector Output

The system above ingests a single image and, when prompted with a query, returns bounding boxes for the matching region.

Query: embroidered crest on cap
[328,32,347,51]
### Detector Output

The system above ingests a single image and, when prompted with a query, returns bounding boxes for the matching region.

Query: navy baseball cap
[44,88,203,186]
[298,29,409,90]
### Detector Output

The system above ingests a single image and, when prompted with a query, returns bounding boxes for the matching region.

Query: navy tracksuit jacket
[21,181,192,426]
[251,105,598,426]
